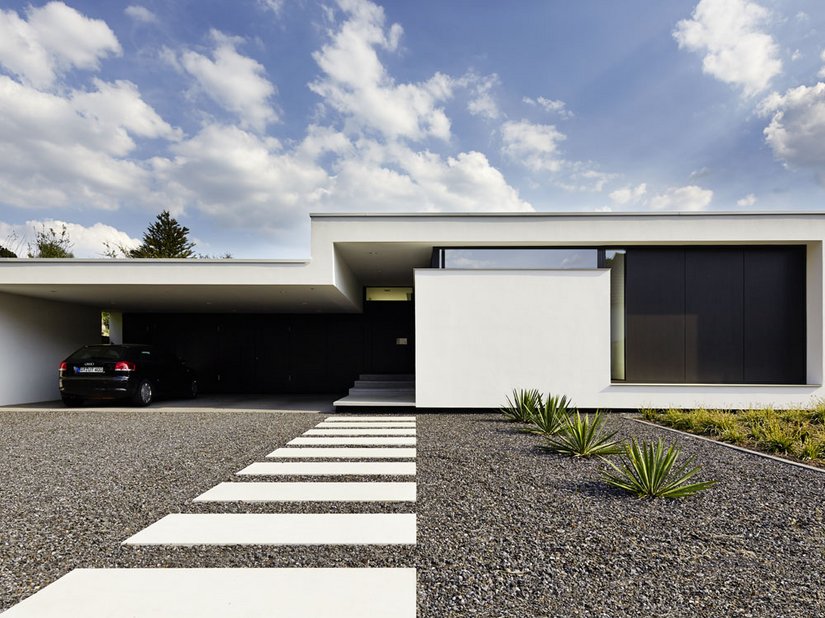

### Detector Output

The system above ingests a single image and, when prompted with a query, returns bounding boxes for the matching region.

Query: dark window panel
[743,247,806,384]
[625,248,686,383]
[685,249,744,383]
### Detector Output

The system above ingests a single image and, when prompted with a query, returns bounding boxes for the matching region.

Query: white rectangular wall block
[315,422,416,428]
[238,461,417,476]
[324,416,416,421]
[267,447,416,459]
[194,482,417,502]
[124,513,417,546]
[305,428,416,436]
[288,437,416,446]
[0,568,416,618]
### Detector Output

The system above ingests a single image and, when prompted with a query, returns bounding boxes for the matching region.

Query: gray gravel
[1,409,824,617]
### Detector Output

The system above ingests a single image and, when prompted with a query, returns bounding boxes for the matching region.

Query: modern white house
[0,211,821,410]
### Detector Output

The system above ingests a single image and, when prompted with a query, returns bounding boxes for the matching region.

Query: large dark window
[623,246,806,384]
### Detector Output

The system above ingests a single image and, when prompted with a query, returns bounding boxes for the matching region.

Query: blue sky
[0,0,824,257]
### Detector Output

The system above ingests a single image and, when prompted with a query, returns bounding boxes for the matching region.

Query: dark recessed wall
[625,246,806,384]
[123,301,414,394]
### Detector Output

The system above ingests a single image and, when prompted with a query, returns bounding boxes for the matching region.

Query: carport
[0,227,434,407]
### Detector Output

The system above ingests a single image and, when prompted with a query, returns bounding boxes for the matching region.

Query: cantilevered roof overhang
[0,211,822,313]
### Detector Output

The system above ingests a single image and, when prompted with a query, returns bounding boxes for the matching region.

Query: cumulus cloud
[501,120,566,172]
[180,30,278,131]
[0,219,140,257]
[309,0,453,141]
[523,96,573,119]
[258,0,285,16]
[124,6,158,24]
[0,74,178,209]
[0,2,121,89]
[463,72,501,120]
[674,0,781,96]
[649,185,713,211]
[737,193,757,206]
[609,183,647,205]
[759,83,825,185]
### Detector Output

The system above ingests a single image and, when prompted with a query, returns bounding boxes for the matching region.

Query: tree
[129,211,196,258]
[0,245,16,258]
[28,224,74,258]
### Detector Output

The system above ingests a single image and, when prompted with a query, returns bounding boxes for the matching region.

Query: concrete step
[353,380,416,389]
[347,388,415,397]
[358,374,415,382]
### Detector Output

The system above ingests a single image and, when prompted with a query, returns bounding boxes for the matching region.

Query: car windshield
[68,346,147,361]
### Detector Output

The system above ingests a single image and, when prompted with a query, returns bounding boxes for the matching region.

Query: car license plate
[76,367,104,374]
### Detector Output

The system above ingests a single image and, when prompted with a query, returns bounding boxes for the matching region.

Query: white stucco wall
[415,269,612,408]
[0,292,101,406]
[415,258,825,410]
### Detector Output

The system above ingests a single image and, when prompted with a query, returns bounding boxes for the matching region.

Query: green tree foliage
[28,225,74,258]
[0,245,16,258]
[129,211,196,258]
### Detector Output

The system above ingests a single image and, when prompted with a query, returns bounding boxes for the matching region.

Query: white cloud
[463,72,500,120]
[180,30,278,132]
[72,79,181,141]
[737,193,757,206]
[0,2,121,89]
[609,183,647,205]
[309,0,453,141]
[0,74,179,209]
[0,219,140,258]
[258,0,285,16]
[124,6,158,24]
[674,0,781,96]
[759,83,825,185]
[523,96,573,119]
[819,50,825,79]
[501,120,566,172]
[649,185,713,211]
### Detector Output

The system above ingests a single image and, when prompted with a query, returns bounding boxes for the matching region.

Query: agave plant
[602,439,715,499]
[500,388,543,423]
[542,410,622,457]
[525,394,572,437]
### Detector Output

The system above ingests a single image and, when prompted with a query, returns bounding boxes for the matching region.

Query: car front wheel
[133,380,153,406]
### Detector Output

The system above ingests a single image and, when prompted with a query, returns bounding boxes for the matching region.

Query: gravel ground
[1,409,824,617]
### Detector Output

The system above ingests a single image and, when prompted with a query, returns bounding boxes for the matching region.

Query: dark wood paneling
[743,247,806,384]
[625,248,686,383]
[123,303,415,394]
[685,249,744,383]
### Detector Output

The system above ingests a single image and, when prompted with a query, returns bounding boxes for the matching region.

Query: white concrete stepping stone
[324,416,416,421]
[315,422,416,428]
[124,513,416,546]
[288,437,416,446]
[238,461,416,476]
[305,428,416,436]
[1,568,416,617]
[194,482,416,502]
[267,447,416,459]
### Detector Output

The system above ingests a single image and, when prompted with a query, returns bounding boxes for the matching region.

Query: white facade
[0,211,823,409]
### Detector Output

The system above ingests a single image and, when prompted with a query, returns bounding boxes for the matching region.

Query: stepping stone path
[4,415,417,617]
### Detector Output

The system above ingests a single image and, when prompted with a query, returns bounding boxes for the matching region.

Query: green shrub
[602,439,715,499]
[500,388,543,423]
[543,410,622,458]
[525,394,572,437]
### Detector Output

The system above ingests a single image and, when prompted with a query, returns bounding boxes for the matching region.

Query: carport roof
[0,211,823,313]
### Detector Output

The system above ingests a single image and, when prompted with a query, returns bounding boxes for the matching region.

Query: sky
[0,0,824,258]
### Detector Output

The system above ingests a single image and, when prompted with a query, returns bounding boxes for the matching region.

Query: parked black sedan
[59,344,198,407]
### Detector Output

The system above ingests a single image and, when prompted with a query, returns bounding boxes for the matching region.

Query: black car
[59,344,198,407]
